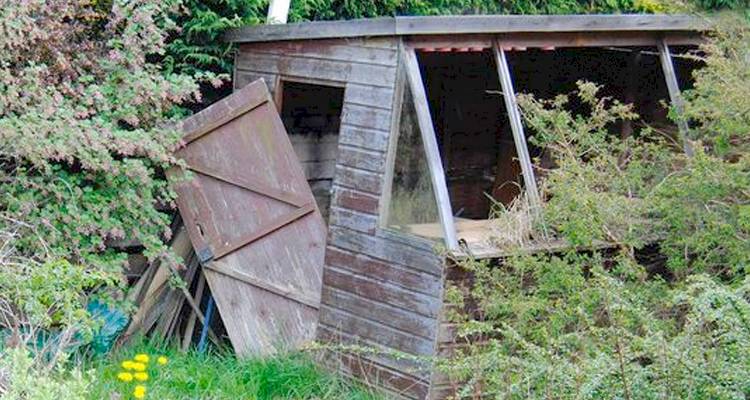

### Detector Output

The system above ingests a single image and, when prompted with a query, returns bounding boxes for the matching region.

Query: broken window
[418,49,523,220]
[383,43,700,253]
[507,47,673,138]
[385,81,443,239]
[279,80,345,222]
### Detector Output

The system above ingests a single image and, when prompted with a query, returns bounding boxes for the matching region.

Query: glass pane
[386,81,442,239]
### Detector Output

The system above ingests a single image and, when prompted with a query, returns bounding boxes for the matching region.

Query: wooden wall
[234,37,448,399]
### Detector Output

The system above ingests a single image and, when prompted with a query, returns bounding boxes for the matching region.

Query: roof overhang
[226,14,710,44]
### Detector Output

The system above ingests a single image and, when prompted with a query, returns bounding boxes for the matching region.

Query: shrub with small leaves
[0,0,200,319]
[439,17,750,399]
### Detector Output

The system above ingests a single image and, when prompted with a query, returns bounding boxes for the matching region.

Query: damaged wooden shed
[173,14,707,400]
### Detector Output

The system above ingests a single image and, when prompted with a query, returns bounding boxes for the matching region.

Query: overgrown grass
[86,341,382,400]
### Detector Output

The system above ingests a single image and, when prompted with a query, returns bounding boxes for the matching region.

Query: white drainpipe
[266,0,291,24]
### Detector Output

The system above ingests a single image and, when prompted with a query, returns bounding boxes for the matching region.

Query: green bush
[0,348,91,400]
[439,17,750,399]
[0,4,199,275]
[0,0,203,364]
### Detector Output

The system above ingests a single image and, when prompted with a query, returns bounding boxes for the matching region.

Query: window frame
[380,33,697,255]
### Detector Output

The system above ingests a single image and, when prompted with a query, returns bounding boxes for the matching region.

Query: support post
[657,39,694,157]
[492,41,541,211]
[266,0,291,24]
[402,47,458,251]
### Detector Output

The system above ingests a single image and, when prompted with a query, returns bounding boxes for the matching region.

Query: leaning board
[171,79,327,355]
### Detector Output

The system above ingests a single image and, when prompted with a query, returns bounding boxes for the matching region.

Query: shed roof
[226,14,708,44]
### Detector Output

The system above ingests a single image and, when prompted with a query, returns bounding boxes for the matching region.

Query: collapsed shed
[170,14,706,400]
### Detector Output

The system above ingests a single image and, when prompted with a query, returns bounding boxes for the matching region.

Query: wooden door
[171,79,327,355]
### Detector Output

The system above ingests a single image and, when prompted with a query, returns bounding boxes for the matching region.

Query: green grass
[86,341,382,400]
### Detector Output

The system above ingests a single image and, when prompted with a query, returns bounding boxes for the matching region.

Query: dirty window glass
[385,82,443,240]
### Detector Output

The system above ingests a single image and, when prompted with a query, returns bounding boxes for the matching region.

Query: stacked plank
[121,218,220,349]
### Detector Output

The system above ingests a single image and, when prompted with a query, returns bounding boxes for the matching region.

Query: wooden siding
[235,36,449,399]
[320,228,444,399]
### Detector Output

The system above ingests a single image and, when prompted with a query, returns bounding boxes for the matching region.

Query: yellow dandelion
[121,360,135,370]
[133,384,147,399]
[116,372,134,382]
[134,354,150,363]
[131,362,147,372]
[134,372,149,382]
[157,356,168,365]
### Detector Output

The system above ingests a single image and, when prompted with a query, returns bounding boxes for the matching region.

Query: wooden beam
[401,46,458,251]
[657,39,694,157]
[492,40,541,210]
[226,15,707,44]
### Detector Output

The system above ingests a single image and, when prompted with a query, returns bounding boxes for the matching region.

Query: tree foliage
[0,0,200,352]
[440,17,750,399]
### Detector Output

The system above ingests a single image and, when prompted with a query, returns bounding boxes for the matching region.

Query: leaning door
[171,79,327,355]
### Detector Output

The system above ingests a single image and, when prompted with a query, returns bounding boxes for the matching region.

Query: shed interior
[279,80,345,221]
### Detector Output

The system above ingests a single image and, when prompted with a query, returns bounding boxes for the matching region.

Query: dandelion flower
[117,372,134,382]
[131,362,147,372]
[133,384,146,399]
[157,356,168,365]
[134,354,150,363]
[134,372,149,382]
[121,360,135,370]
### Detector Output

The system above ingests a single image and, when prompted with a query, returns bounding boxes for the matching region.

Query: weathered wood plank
[322,286,438,339]
[336,145,386,173]
[325,246,443,296]
[317,340,431,399]
[394,14,707,35]
[234,71,278,92]
[323,266,441,318]
[329,226,443,276]
[317,325,431,379]
[345,83,396,109]
[227,18,396,44]
[329,206,378,234]
[341,102,393,132]
[235,52,397,88]
[319,304,436,356]
[333,164,383,195]
[338,124,390,152]
[226,15,706,44]
[239,40,398,67]
[331,186,380,215]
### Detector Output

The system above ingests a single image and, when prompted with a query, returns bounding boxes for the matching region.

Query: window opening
[279,81,345,222]
[385,80,443,239]
[418,49,523,220]
[507,47,674,138]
